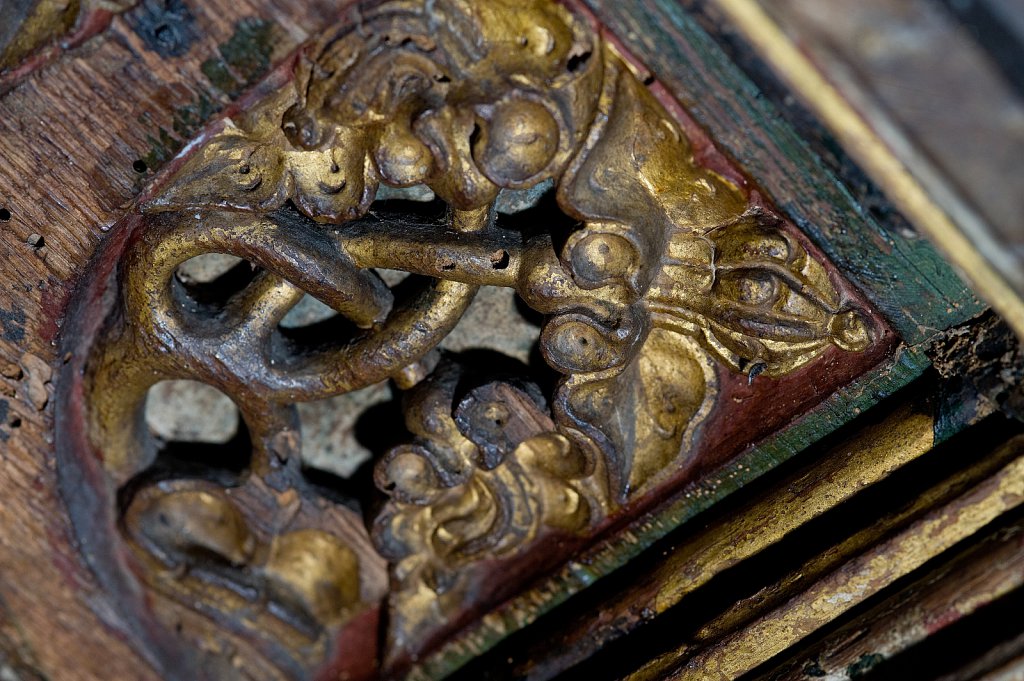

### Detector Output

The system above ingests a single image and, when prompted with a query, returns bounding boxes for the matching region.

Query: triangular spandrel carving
[58,0,885,677]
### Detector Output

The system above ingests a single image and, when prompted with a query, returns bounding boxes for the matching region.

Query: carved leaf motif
[630,330,716,489]
[149,120,379,223]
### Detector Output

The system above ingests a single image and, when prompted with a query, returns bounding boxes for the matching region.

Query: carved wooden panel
[53,0,892,677]
[1,0,1019,679]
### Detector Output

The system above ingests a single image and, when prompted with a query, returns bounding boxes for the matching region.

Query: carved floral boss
[65,0,876,677]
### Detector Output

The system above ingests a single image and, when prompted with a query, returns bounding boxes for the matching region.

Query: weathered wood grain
[0,1,352,676]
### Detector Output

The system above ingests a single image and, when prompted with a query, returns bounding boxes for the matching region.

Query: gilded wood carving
[58,0,879,677]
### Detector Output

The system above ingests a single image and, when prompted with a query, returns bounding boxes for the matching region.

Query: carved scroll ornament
[65,0,876,676]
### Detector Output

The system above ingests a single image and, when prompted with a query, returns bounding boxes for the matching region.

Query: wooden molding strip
[710,0,1024,339]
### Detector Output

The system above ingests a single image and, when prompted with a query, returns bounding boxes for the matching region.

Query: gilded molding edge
[70,0,878,674]
[633,441,1024,681]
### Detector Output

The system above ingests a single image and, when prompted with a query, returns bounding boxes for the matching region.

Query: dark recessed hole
[361,190,448,225]
[0,208,10,221]
[514,292,546,328]
[117,382,252,514]
[567,50,592,73]
[9,417,20,429]
[441,261,457,271]
[116,425,253,516]
[133,159,148,173]
[435,73,451,83]
[295,382,394,487]
[273,313,362,359]
[300,465,367,513]
[449,349,543,396]
[353,391,411,461]
[490,249,510,269]
[154,23,174,47]
[173,254,259,310]
[747,362,767,384]
[496,184,576,246]
[642,74,655,85]
[470,121,484,151]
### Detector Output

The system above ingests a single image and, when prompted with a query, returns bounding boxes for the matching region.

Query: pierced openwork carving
[62,0,877,676]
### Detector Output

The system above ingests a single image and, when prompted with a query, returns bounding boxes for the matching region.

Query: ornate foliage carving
[66,0,876,675]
